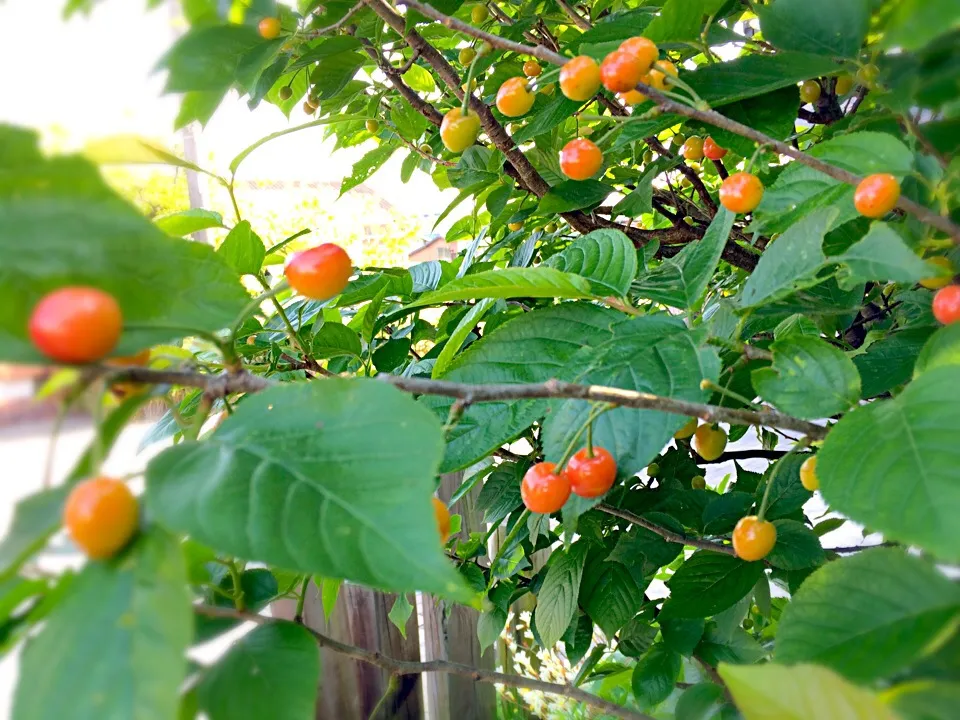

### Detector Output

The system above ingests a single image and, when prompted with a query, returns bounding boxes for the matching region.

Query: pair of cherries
[520,446,617,514]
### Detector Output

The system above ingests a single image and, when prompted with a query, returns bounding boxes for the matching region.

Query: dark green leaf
[702,492,755,535]
[661,552,764,619]
[818,367,960,559]
[618,617,658,658]
[476,466,523,526]
[580,554,645,635]
[631,643,682,708]
[836,223,932,288]
[197,623,319,720]
[675,683,726,720]
[609,512,684,571]
[563,612,594,666]
[513,96,582,143]
[544,229,637,296]
[776,549,960,680]
[759,0,868,57]
[612,172,653,218]
[854,328,933,398]
[217,220,265,275]
[537,180,613,215]
[195,568,280,643]
[696,624,765,666]
[312,322,362,359]
[659,617,705,657]
[535,543,588,648]
[147,379,470,599]
[755,454,812,521]
[751,336,860,419]
[12,530,191,720]
[767,520,826,571]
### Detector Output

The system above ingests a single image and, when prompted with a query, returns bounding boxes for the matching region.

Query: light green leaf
[388,594,414,638]
[751,336,860,419]
[84,134,219,180]
[340,144,397,197]
[424,304,622,471]
[836,223,932,288]
[402,63,435,93]
[13,530,192,720]
[432,298,495,378]
[661,552,764,619]
[537,180,613,214]
[146,379,471,600]
[612,172,654,218]
[544,317,719,478]
[885,680,960,720]
[719,663,898,720]
[0,126,249,362]
[544,229,638,297]
[759,0,869,57]
[776,548,960,680]
[309,51,365,100]
[407,267,593,308]
[818,366,960,559]
[915,323,960,377]
[739,208,834,308]
[535,543,588,649]
[197,623,319,720]
[881,0,960,52]
[155,209,225,237]
[159,24,262,92]
[634,208,735,309]
[631,643,682,708]
[311,322,362,360]
[766,520,826,570]
[321,577,342,621]
[513,96,583,144]
[217,220,265,275]
[644,0,707,42]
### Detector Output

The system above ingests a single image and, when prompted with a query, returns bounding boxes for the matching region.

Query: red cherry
[29,287,122,364]
[285,244,353,300]
[521,462,571,514]
[933,285,960,325]
[566,447,617,498]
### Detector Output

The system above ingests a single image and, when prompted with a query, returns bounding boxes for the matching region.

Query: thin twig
[193,605,653,720]
[556,0,592,30]
[599,504,736,556]
[305,0,365,37]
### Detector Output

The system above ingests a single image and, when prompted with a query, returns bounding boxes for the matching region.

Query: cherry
[732,515,777,562]
[508,221,524,232]
[278,86,293,101]
[854,173,900,218]
[29,287,122,364]
[471,5,489,23]
[64,477,138,559]
[691,475,706,490]
[302,101,316,115]
[459,47,477,65]
[799,80,821,104]
[648,60,677,90]
[545,222,558,232]
[693,424,728,461]
[702,136,727,160]
[440,108,481,152]
[523,59,542,77]
[834,73,854,95]
[478,41,493,57]
[560,138,602,180]
[618,37,659,73]
[681,136,704,161]
[799,456,819,492]
[857,63,879,88]
[285,243,353,300]
[432,497,451,543]
[920,257,954,290]
[419,143,433,154]
[674,417,698,439]
[521,462,571,514]
[365,119,380,133]
[600,50,646,93]
[567,447,617,498]
[496,77,535,117]
[560,56,601,102]
[933,285,960,325]
[258,17,281,40]
[619,89,647,106]
[719,172,764,214]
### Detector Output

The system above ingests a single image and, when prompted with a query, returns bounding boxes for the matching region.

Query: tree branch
[305,0,366,37]
[556,0,592,30]
[395,0,960,242]
[599,504,736,556]
[699,449,786,464]
[193,604,653,720]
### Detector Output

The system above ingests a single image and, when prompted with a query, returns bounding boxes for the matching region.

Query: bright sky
[0,0,456,218]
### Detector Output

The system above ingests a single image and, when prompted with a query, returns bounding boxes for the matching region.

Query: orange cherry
[600,50,646,93]
[523,59,543,77]
[559,138,603,180]
[854,173,900,218]
[559,56,601,102]
[496,77,535,117]
[567,447,617,498]
[64,477,139,559]
[29,287,122,364]
[432,496,451,542]
[719,172,764,214]
[618,37,658,73]
[285,244,353,300]
[258,17,281,40]
[521,462,571,514]
[703,137,727,160]
[732,516,777,562]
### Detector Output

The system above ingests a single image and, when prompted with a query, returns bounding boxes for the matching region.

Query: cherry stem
[554,403,610,472]
[462,53,480,116]
[701,379,761,410]
[586,420,594,458]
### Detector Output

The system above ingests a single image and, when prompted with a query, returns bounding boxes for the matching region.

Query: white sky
[0,0,456,218]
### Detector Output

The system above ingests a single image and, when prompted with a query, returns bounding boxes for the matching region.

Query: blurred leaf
[155,209,225,237]
[217,220,265,275]
[759,0,868,57]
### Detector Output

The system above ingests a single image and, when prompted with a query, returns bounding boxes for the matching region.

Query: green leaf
[159,25,263,92]
[312,322,362,359]
[618,617,659,658]
[155,209,225,236]
[407,267,593,308]
[609,512,685,571]
[217,220,265,275]
[0,126,249,362]
[754,454,812,521]
[537,180,613,215]
[478,606,508,653]
[580,552,645,635]
[401,63,435,93]
[425,303,621,471]
[776,548,960,681]
[696,625,765,666]
[661,552,764,619]
[12,530,192,720]
[719,663,898,720]
[544,229,638,297]
[818,366,960,559]
[739,208,834,308]
[766,520,825,570]
[836,223,932,288]
[146,379,471,600]
[612,172,654,218]
[432,298,495,378]
[644,0,706,43]
[886,680,960,720]
[634,209,735,309]
[388,594,414,638]
[915,323,960,377]
[563,612,594,665]
[751,336,860,419]
[340,144,397,196]
[631,643,682,708]
[659,617,706,657]
[310,50,365,100]
[513,96,582,144]
[195,568,279,643]
[702,492,756,535]
[535,543,588,648]
[881,0,960,52]
[476,465,523,526]
[321,577,341,621]
[689,87,800,159]
[759,0,868,57]
[675,683,726,720]
[545,318,719,478]
[854,328,933,398]
[197,623,320,720]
